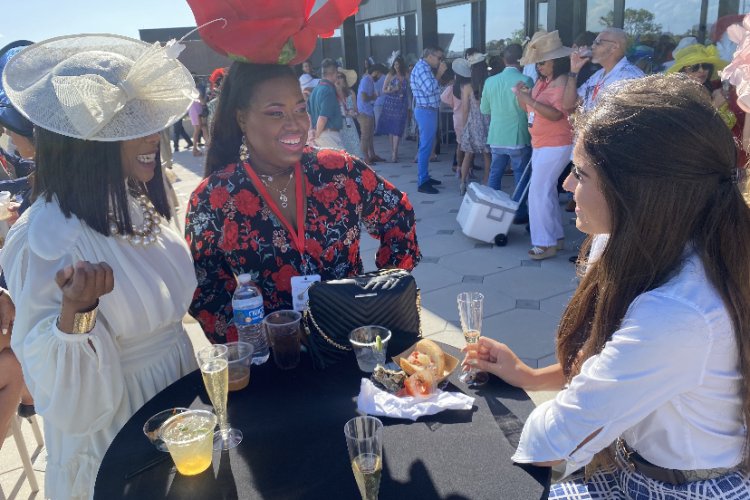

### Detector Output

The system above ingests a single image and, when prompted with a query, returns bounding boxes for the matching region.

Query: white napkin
[356,378,475,421]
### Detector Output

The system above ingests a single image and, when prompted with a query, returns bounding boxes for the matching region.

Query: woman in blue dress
[375,55,409,162]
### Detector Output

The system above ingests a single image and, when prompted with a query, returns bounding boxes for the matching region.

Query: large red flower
[361,168,377,192]
[313,184,339,206]
[235,190,261,216]
[317,149,346,170]
[272,264,297,293]
[344,179,360,205]
[220,220,239,252]
[209,186,231,210]
[186,0,361,65]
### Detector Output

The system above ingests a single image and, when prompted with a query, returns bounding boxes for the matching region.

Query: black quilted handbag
[303,269,422,370]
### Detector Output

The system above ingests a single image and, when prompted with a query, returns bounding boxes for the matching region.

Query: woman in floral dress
[185,62,421,343]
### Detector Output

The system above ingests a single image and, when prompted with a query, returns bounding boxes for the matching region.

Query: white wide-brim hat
[452,58,471,77]
[2,34,198,142]
[299,73,320,90]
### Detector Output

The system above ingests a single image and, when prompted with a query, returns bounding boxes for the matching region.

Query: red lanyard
[243,161,306,255]
[533,78,551,101]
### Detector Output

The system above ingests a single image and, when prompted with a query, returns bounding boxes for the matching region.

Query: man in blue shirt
[308,58,344,149]
[411,46,447,194]
[357,64,386,164]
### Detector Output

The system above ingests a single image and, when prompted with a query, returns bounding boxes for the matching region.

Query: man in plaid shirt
[411,46,447,194]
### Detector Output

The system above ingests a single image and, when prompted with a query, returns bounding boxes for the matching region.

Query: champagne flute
[196,345,242,450]
[457,291,489,386]
[344,416,383,500]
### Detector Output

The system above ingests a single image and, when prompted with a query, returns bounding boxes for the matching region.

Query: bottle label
[232,298,264,325]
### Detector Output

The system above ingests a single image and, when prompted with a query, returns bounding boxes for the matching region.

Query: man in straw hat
[481,43,533,222]
[563,27,644,113]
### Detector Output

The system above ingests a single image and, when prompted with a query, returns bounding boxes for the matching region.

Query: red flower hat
[186,0,361,65]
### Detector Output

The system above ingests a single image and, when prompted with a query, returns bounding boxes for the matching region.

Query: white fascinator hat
[2,33,198,142]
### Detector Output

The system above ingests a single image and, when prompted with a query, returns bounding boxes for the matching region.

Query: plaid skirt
[549,465,750,499]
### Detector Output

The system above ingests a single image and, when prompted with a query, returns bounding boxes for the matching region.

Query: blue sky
[3,0,727,53]
[2,0,198,43]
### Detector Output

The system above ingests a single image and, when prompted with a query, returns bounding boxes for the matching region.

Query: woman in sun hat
[335,67,360,155]
[1,33,199,499]
[514,30,574,260]
[183,0,419,345]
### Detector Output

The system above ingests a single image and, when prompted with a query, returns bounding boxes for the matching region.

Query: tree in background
[600,8,663,38]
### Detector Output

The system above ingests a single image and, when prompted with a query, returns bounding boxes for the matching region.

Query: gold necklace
[258,170,294,208]
[108,195,162,246]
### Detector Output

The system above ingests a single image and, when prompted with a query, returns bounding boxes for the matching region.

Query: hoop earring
[239,135,249,162]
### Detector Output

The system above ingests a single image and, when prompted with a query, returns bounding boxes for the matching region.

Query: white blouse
[513,252,745,477]
[0,195,198,500]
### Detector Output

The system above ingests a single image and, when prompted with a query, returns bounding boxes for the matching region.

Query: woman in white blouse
[0,35,199,499]
[465,75,750,498]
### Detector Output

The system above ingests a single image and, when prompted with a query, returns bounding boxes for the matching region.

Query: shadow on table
[166,451,239,499]
[383,459,471,500]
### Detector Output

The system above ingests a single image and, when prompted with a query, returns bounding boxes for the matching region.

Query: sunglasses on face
[592,39,616,46]
[684,63,713,73]
[536,60,550,66]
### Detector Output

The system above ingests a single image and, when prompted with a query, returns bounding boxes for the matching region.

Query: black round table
[95,344,550,499]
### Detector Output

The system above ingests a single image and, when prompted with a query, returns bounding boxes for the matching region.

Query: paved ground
[0,134,583,498]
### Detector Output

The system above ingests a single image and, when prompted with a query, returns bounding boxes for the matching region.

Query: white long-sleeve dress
[0,195,198,500]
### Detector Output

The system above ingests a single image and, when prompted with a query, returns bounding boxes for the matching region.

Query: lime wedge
[375,335,383,352]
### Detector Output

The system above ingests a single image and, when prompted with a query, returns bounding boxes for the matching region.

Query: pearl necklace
[258,170,294,208]
[108,195,162,246]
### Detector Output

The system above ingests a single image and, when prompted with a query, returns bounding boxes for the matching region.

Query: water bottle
[232,274,269,364]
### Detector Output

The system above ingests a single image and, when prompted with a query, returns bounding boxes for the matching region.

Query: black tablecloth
[95,344,550,499]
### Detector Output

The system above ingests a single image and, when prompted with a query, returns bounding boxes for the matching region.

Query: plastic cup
[344,416,383,500]
[264,310,302,370]
[348,326,391,373]
[143,407,190,451]
[225,341,253,391]
[159,409,217,476]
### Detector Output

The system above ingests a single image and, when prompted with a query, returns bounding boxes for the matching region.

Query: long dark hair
[453,74,470,99]
[536,57,571,81]
[389,55,406,78]
[32,128,171,236]
[470,62,488,100]
[558,74,750,467]
[205,61,298,177]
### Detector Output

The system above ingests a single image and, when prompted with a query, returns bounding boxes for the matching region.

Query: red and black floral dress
[185,147,421,343]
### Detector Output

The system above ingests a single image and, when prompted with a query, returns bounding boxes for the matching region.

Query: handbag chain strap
[302,268,423,352]
[304,306,353,351]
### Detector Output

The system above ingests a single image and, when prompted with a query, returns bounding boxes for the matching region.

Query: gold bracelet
[72,308,98,334]
[58,300,99,334]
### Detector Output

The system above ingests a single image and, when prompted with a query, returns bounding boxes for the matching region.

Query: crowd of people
[0,5,750,499]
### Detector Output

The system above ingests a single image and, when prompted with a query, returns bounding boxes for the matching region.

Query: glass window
[537,1,548,32]
[438,2,472,58]
[486,0,525,56]
[586,0,615,32]
[619,0,705,73]
[368,17,401,64]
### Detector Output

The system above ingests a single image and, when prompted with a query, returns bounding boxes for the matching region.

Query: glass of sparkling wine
[457,291,489,386]
[196,345,242,451]
[344,416,383,500]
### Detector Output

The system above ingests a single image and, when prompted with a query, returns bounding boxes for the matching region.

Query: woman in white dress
[0,34,199,499]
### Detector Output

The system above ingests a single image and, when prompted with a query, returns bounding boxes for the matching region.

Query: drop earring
[239,135,249,162]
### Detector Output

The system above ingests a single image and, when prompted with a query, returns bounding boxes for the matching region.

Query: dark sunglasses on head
[685,63,713,73]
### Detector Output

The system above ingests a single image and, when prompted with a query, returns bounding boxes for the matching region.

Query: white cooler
[456,183,518,245]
